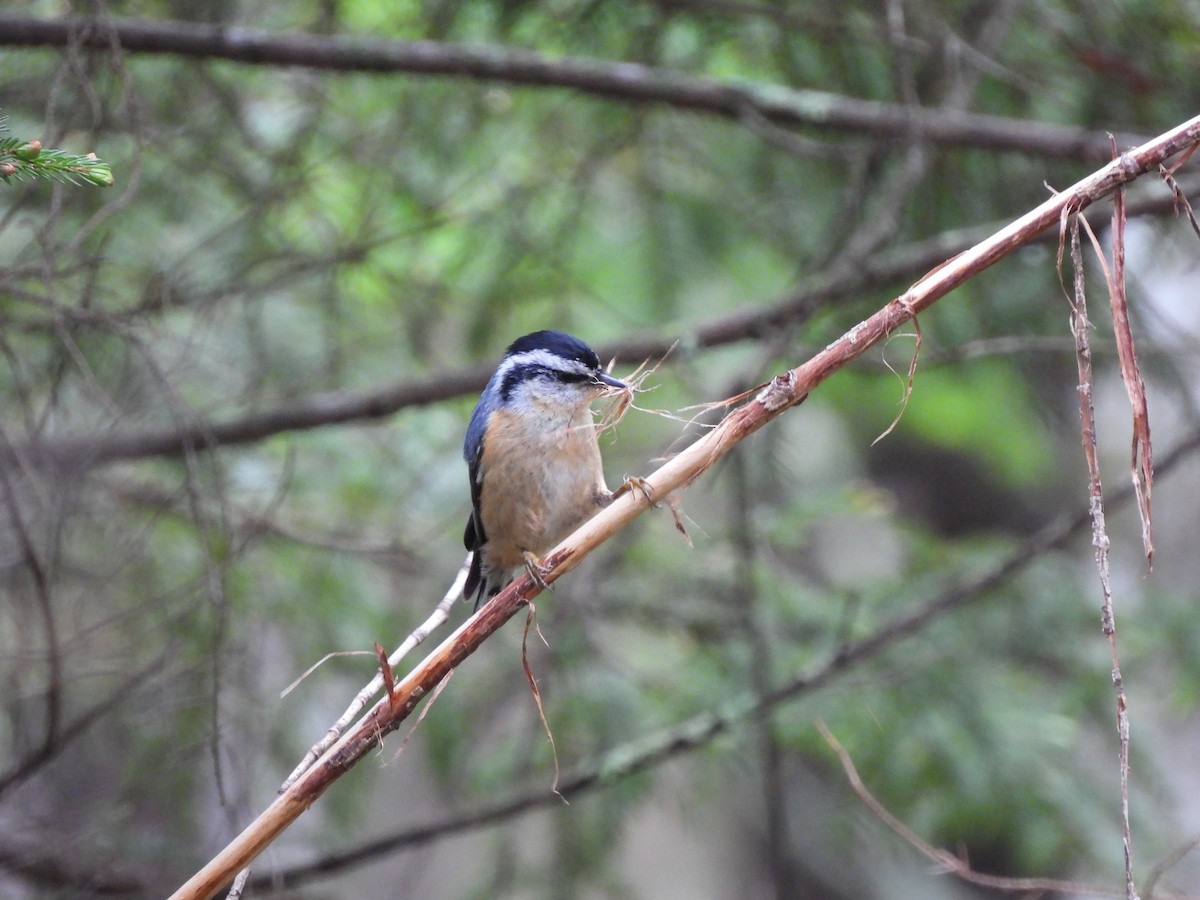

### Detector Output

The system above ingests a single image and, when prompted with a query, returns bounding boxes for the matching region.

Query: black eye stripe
[499,362,593,401]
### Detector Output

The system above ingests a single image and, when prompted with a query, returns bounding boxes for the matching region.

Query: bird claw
[522,551,554,592]
[614,475,656,507]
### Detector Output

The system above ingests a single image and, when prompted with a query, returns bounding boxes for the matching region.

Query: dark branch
[13,364,492,470]
[0,14,1146,162]
[10,175,1198,473]
[3,227,963,471]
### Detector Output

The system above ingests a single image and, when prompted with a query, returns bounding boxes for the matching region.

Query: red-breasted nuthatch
[463,330,627,609]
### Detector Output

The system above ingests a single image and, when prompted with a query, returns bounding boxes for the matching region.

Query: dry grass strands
[873,313,924,446]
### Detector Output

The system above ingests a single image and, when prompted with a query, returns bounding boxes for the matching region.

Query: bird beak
[595,371,628,391]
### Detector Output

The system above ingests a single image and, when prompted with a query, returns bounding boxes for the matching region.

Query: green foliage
[2,1,1199,896]
[0,115,113,187]
[827,358,1056,487]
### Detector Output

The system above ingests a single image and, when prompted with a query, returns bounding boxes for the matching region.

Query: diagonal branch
[251,421,1200,891]
[167,114,1200,900]
[0,14,1147,163]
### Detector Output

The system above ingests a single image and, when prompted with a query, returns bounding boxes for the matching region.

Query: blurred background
[2,1,1200,897]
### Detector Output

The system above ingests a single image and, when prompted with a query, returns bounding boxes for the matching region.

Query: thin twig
[1143,831,1200,899]
[281,559,468,788]
[227,563,468,897]
[816,720,1120,896]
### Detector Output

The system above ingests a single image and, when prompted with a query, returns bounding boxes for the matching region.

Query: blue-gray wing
[462,401,489,553]
[462,401,491,603]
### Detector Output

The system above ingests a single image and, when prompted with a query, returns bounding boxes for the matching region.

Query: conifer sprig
[0,117,113,187]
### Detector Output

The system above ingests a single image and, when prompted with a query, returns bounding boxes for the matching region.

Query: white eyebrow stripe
[497,349,591,378]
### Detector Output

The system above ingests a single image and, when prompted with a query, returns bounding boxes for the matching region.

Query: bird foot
[613,475,656,507]
[522,551,554,592]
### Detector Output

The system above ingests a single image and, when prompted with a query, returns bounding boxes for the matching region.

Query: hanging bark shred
[375,642,398,712]
[1159,141,1200,238]
[1060,215,1109,599]
[1073,180,1153,568]
[665,491,693,548]
[521,604,562,792]
[1159,163,1200,241]
[1106,138,1154,567]
[1061,212,1139,900]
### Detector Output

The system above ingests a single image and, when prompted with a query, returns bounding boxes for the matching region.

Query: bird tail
[462,551,509,611]
[463,549,484,608]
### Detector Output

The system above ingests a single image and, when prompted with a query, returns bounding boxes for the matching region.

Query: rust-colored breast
[477,405,608,572]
